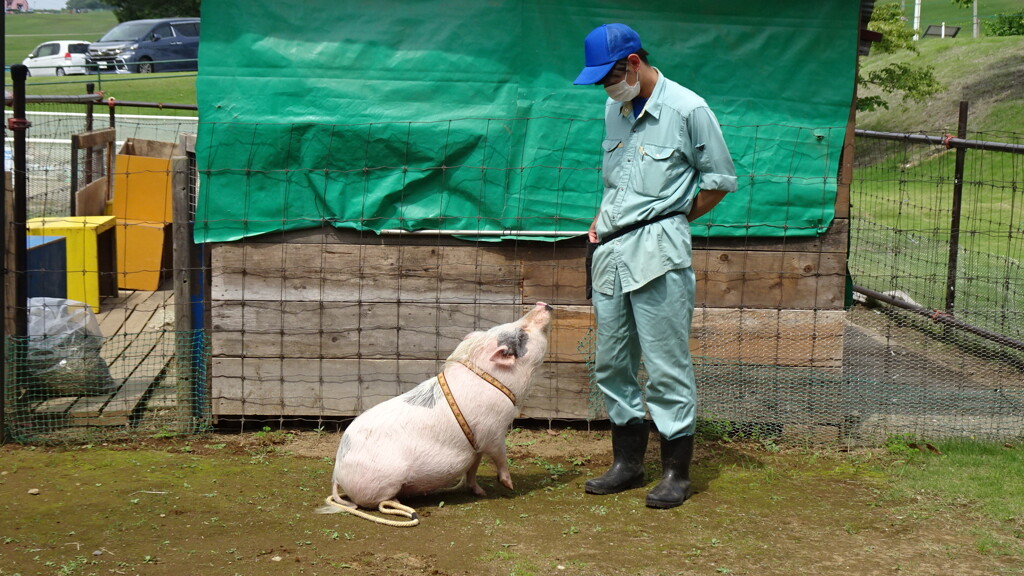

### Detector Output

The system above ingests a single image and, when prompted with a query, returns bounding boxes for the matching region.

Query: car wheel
[137,59,154,74]
[56,68,66,77]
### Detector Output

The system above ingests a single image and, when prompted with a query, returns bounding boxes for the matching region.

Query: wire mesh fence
[4,95,1024,445]
[4,105,199,218]
[847,128,1024,442]
[4,95,205,443]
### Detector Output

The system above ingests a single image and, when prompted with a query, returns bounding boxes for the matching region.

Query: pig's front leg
[465,452,487,496]
[490,443,513,491]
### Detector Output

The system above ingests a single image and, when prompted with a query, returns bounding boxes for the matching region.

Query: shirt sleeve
[687,106,738,193]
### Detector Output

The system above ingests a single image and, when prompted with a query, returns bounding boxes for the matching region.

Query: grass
[10,72,199,109]
[5,10,197,110]
[858,34,1024,134]
[901,0,1024,32]
[883,436,1024,555]
[4,10,117,67]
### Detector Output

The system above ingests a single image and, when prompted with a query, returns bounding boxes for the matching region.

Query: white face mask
[604,66,640,102]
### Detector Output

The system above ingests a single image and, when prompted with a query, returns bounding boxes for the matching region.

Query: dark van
[87,17,200,74]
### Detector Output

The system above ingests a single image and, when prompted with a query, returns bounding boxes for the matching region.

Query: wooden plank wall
[209,110,853,422]
[209,217,848,421]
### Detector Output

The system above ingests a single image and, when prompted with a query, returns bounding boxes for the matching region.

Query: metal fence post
[3,64,32,443]
[944,101,969,315]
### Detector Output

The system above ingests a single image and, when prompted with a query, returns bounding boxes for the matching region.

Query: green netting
[194,0,859,243]
[4,331,209,444]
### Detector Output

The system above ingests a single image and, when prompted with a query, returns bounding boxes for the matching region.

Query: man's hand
[588,216,600,243]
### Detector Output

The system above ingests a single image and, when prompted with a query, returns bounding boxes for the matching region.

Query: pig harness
[320,360,515,527]
[438,360,516,451]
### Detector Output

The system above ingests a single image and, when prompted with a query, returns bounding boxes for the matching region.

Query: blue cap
[573,23,642,85]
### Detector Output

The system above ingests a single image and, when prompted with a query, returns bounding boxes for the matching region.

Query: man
[573,23,737,509]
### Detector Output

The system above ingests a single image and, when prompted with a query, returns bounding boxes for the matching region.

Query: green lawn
[4,10,117,66]
[12,72,199,110]
[902,0,1024,33]
[5,10,198,110]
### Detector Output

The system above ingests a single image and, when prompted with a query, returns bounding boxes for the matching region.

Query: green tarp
[195,0,859,243]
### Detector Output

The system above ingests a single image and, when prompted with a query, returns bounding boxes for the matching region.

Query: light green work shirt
[592,70,738,296]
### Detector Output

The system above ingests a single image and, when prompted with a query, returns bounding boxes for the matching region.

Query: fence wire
[847,131,1024,442]
[4,99,1024,445]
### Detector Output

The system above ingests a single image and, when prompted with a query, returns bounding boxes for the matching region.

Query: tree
[103,0,200,22]
[857,2,943,112]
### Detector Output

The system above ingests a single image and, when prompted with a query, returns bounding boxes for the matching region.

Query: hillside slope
[856,35,1024,137]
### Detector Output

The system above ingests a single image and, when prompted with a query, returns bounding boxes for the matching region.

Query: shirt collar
[620,67,665,121]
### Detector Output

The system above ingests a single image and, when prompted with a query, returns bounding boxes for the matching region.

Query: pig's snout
[522,302,553,331]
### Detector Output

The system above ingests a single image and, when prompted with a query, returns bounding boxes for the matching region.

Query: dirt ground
[1,426,1021,576]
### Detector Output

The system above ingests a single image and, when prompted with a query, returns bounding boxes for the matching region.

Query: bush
[984,11,1024,36]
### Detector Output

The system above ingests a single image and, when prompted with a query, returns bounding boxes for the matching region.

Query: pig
[319,302,553,515]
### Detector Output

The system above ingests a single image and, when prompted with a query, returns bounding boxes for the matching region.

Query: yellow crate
[115,219,171,291]
[26,216,117,313]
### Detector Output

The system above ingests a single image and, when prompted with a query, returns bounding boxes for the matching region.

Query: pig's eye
[498,328,529,358]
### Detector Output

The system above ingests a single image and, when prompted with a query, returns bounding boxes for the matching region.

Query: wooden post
[171,156,194,432]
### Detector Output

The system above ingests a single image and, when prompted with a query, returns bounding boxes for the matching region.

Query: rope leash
[322,495,420,527]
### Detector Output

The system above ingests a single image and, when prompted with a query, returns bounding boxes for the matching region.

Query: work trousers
[593,267,696,440]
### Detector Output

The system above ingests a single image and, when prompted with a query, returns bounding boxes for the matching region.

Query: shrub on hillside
[984,11,1024,36]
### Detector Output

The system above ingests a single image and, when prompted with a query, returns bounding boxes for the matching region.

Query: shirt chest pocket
[636,143,684,198]
[601,138,626,188]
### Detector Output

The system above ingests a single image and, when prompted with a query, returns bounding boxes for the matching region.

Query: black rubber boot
[585,421,649,495]
[645,434,694,509]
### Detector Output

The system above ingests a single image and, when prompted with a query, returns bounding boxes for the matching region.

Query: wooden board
[30,377,158,426]
[211,242,525,304]
[72,127,116,150]
[75,176,110,217]
[211,304,842,367]
[210,308,844,419]
[693,249,846,309]
[210,357,594,419]
[208,221,848,419]
[101,379,159,420]
[211,227,847,309]
[211,302,591,362]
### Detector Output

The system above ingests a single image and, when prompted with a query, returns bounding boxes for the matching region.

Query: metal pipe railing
[853,285,1024,353]
[855,129,1024,155]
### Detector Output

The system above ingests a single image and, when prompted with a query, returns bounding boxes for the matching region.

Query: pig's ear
[489,347,517,369]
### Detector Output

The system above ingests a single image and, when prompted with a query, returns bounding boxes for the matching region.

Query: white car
[22,40,91,77]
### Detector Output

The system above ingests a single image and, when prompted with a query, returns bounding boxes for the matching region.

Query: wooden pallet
[30,377,160,427]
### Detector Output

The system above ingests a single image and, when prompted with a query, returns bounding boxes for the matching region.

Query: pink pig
[320,302,553,515]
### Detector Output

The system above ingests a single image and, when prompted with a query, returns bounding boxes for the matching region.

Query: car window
[68,43,89,54]
[151,24,173,40]
[172,22,199,37]
[38,44,59,57]
[99,21,152,42]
